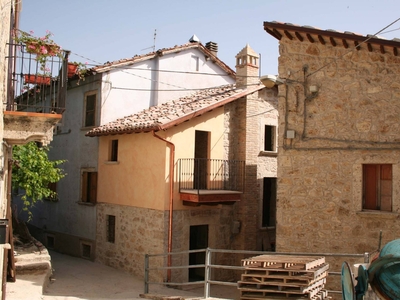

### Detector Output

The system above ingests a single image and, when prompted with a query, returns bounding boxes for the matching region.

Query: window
[109,140,118,162]
[45,182,58,201]
[363,164,392,211]
[84,92,96,127]
[107,215,116,243]
[191,55,200,71]
[264,125,276,152]
[262,177,277,227]
[81,171,98,204]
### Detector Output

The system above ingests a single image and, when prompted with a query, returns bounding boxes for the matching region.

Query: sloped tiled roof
[86,83,264,137]
[264,21,400,55]
[93,42,235,78]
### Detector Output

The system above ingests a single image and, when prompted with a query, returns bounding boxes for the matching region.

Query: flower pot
[24,74,51,85]
[67,63,78,78]
[25,41,60,56]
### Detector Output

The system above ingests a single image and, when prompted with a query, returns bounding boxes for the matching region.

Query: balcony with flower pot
[4,30,70,146]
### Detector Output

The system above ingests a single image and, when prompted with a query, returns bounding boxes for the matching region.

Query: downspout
[151,130,175,282]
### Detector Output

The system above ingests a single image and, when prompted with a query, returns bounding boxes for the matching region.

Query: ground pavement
[6,251,238,300]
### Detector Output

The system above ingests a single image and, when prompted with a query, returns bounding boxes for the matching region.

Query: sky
[18,0,400,76]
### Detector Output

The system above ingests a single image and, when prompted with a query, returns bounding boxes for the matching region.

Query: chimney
[205,41,218,57]
[235,44,259,88]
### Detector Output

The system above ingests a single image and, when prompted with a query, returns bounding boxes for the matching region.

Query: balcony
[4,42,69,145]
[178,158,245,205]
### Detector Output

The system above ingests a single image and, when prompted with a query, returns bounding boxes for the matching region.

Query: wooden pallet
[238,278,325,296]
[242,255,325,271]
[241,263,329,282]
[240,271,328,287]
[239,289,330,300]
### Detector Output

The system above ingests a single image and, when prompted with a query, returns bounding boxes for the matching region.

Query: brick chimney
[205,41,218,56]
[235,44,259,88]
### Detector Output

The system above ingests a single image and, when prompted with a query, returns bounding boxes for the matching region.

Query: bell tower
[235,44,260,88]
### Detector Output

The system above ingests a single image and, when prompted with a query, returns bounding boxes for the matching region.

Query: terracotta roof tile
[86,83,264,137]
[93,42,235,78]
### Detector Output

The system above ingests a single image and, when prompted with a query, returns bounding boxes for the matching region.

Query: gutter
[151,131,175,282]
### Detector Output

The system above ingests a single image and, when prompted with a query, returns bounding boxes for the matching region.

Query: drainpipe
[151,130,175,282]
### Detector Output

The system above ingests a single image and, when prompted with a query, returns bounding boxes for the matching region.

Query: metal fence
[7,43,69,114]
[178,158,245,192]
[144,248,371,299]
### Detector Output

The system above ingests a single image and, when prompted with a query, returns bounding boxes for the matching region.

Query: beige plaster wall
[275,37,400,256]
[96,107,238,279]
[97,107,226,211]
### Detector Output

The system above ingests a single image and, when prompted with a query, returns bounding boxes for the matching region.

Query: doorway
[189,224,209,281]
[194,131,209,189]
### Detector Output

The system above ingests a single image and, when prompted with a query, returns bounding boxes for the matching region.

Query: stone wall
[96,203,237,282]
[275,35,400,296]
[0,0,11,297]
[226,88,278,252]
[96,203,167,281]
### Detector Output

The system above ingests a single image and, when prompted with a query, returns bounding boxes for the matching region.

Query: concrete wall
[100,48,235,125]
[28,74,102,259]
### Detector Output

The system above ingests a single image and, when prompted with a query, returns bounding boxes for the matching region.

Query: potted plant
[67,61,88,84]
[13,30,63,67]
[23,67,52,85]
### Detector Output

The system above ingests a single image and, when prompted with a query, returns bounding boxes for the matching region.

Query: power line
[307,17,400,78]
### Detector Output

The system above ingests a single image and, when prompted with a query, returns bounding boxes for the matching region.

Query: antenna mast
[153,29,157,52]
[141,29,157,52]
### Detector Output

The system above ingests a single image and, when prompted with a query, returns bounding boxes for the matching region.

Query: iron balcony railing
[178,158,245,193]
[6,42,69,114]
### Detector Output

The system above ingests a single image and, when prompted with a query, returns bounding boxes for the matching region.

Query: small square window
[45,182,58,201]
[84,93,96,127]
[264,125,276,152]
[191,55,200,71]
[109,140,118,162]
[81,171,97,204]
[363,164,392,211]
[107,215,116,243]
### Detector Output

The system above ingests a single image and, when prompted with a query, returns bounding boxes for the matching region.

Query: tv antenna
[141,29,157,52]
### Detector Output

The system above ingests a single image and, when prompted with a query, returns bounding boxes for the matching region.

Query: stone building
[263,21,400,278]
[85,45,278,280]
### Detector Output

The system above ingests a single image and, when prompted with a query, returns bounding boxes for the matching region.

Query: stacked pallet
[238,255,330,300]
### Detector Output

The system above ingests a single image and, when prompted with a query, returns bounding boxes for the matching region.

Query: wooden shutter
[363,164,392,211]
[380,164,392,211]
[82,172,88,202]
[89,172,98,203]
[363,165,378,210]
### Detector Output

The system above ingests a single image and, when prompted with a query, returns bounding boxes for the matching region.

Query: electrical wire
[307,17,400,78]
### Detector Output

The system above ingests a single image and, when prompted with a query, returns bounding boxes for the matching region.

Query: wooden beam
[306,33,314,43]
[295,32,304,42]
[394,47,398,56]
[318,35,326,45]
[272,28,282,40]
[329,37,336,47]
[380,45,385,54]
[283,30,293,40]
[354,41,361,51]
[367,43,373,52]
[342,39,349,49]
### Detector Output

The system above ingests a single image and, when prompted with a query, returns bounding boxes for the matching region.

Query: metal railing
[178,158,245,193]
[144,248,371,299]
[6,43,69,114]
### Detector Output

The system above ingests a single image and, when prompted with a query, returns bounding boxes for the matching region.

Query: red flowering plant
[14,30,63,67]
